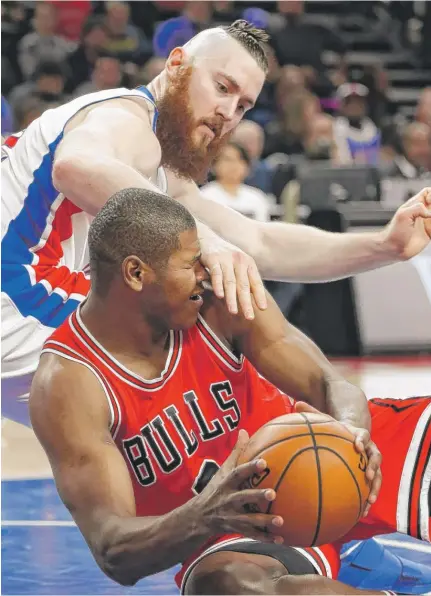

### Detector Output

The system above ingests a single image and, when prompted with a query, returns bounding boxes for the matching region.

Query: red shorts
[177,396,431,592]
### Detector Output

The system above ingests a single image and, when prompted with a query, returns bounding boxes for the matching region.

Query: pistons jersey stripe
[42,339,121,438]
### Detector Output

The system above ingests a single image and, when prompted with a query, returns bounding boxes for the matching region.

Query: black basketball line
[300,413,323,546]
[315,446,365,533]
[266,445,317,515]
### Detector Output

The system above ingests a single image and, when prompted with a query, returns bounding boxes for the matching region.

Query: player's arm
[209,290,370,430]
[29,355,213,585]
[30,355,283,585]
[173,179,431,281]
[52,100,165,216]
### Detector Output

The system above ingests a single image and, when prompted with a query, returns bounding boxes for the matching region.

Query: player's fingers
[207,260,224,299]
[233,513,284,544]
[222,429,249,470]
[226,458,268,489]
[233,259,254,320]
[220,259,238,315]
[229,488,276,511]
[364,442,382,483]
[364,469,382,516]
[402,187,431,208]
[403,202,431,220]
[247,260,267,311]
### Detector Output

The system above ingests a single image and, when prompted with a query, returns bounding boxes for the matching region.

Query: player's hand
[195,429,284,544]
[380,187,431,260]
[295,402,382,516]
[200,236,267,320]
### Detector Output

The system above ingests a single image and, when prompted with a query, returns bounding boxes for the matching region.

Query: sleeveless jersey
[42,305,294,516]
[1,86,166,329]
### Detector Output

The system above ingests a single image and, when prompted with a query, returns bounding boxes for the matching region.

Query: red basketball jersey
[42,305,294,516]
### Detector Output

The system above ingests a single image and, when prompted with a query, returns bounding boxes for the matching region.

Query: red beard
[156,66,231,184]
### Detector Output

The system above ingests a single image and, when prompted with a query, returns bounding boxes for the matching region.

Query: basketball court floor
[2,357,431,595]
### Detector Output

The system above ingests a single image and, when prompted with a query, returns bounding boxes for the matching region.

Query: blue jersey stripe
[137,86,158,131]
[2,87,158,327]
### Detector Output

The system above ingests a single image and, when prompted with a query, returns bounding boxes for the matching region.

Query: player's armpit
[29,354,210,586]
[52,101,162,215]
[275,574,388,595]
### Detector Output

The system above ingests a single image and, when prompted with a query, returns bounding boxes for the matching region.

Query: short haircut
[89,188,196,294]
[216,141,251,165]
[223,20,269,73]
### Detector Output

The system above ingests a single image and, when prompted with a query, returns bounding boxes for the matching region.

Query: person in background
[416,87,431,127]
[264,89,321,158]
[132,57,166,87]
[270,0,345,98]
[73,54,123,99]
[48,0,92,43]
[104,1,152,66]
[14,97,50,131]
[384,122,431,179]
[232,120,273,194]
[18,3,71,80]
[66,16,109,94]
[8,61,68,117]
[333,83,381,166]
[201,142,272,222]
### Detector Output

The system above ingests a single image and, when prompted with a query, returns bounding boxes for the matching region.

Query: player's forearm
[257,222,398,282]
[52,154,162,216]
[97,498,210,585]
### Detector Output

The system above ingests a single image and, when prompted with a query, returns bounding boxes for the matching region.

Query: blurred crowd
[2,0,431,220]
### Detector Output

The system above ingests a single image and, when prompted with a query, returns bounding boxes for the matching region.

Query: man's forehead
[185,29,265,99]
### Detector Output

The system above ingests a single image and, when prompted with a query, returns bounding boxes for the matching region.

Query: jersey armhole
[41,342,122,439]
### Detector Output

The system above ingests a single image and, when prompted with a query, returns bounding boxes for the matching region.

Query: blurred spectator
[8,61,68,116]
[361,65,392,129]
[2,1,31,92]
[104,1,152,65]
[73,55,123,98]
[232,120,273,194]
[271,1,346,97]
[275,65,306,112]
[153,1,213,58]
[264,89,321,157]
[415,87,431,127]
[48,1,92,42]
[66,16,109,93]
[14,96,49,131]
[1,95,14,136]
[247,46,280,127]
[278,114,338,222]
[213,1,239,24]
[201,142,272,222]
[18,3,71,80]
[302,113,339,163]
[333,83,381,165]
[384,122,431,179]
[132,57,166,87]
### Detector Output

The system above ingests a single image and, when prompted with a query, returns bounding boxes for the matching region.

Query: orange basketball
[238,412,370,547]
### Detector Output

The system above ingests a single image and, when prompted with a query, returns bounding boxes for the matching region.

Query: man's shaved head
[184,20,269,73]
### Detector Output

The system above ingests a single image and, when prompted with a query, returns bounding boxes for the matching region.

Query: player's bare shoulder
[60,96,162,177]
[29,352,111,434]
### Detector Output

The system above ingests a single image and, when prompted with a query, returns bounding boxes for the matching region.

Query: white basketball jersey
[1,86,166,329]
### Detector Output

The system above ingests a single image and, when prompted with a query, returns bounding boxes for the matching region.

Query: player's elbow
[100,544,141,586]
[52,156,83,195]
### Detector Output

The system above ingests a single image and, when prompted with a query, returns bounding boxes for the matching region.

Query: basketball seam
[245,433,355,464]
[317,446,365,527]
[301,414,323,547]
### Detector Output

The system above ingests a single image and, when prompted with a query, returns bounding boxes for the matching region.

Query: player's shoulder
[31,351,106,408]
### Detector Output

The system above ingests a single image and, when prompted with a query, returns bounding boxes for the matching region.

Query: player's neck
[80,294,170,361]
[147,72,167,105]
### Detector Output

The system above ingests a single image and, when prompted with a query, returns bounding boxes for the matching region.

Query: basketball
[238,412,370,547]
